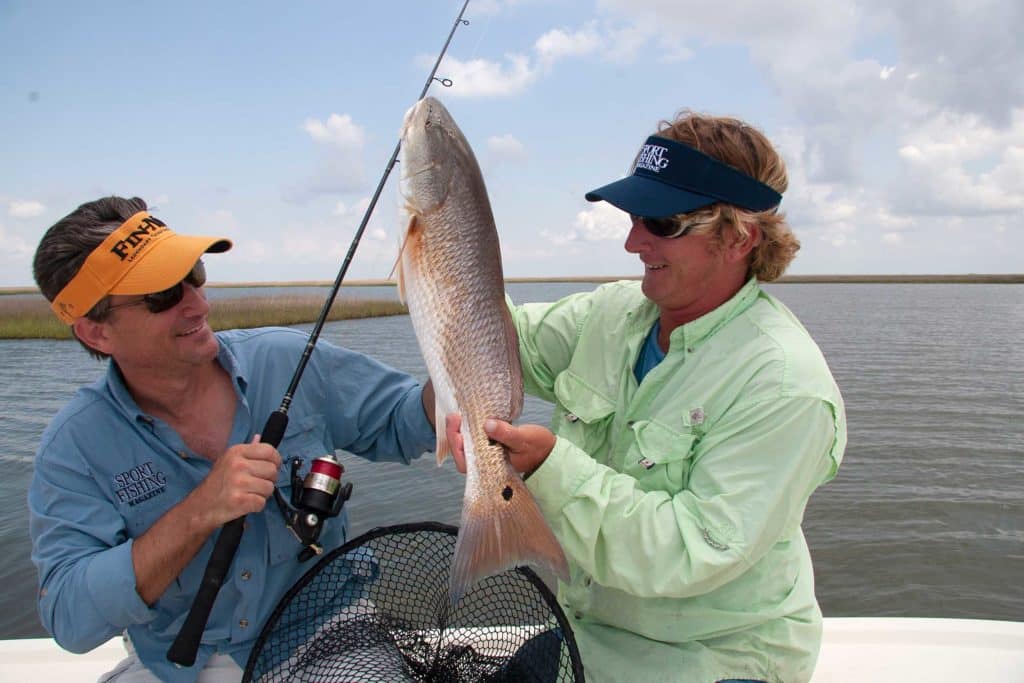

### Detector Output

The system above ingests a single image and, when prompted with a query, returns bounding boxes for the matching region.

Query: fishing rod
[167,0,472,666]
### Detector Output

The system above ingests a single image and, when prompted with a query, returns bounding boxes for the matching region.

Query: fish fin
[392,214,421,303]
[501,306,524,420]
[448,462,570,604]
[434,402,450,465]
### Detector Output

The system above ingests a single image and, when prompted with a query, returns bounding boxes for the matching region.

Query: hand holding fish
[444,414,554,478]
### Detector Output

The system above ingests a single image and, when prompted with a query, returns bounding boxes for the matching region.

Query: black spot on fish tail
[502,486,513,501]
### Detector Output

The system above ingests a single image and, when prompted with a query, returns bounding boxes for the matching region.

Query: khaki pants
[97,634,243,683]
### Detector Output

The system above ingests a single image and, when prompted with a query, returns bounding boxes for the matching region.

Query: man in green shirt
[448,111,846,682]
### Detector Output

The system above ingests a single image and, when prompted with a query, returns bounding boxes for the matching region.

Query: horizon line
[2,273,1023,296]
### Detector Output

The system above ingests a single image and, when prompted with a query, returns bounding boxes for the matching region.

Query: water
[1,282,1021,640]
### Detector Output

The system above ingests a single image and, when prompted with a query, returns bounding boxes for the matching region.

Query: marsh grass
[0,294,408,340]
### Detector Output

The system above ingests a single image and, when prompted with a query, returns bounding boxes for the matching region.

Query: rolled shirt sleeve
[306,338,436,461]
[30,439,157,652]
[527,394,838,598]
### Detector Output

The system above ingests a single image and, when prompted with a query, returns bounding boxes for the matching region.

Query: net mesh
[242,522,584,682]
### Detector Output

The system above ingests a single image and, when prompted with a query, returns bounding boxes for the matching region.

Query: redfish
[397,97,569,603]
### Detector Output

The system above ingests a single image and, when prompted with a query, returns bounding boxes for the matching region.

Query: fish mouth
[401,98,440,141]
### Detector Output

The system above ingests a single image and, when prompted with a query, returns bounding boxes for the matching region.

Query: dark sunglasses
[631,214,695,239]
[105,260,207,315]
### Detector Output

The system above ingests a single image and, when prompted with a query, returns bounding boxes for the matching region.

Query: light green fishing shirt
[513,279,846,683]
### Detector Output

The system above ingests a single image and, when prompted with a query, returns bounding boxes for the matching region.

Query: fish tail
[448,466,570,604]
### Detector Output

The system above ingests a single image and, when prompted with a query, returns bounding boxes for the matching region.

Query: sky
[1,0,1021,287]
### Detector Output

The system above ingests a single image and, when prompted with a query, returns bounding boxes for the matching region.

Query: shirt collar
[102,333,247,420]
[668,277,762,350]
[215,335,248,394]
[104,361,146,420]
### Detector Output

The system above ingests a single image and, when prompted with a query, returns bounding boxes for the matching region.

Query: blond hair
[655,111,799,281]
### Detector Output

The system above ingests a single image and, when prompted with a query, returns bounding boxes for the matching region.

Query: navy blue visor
[585,135,782,218]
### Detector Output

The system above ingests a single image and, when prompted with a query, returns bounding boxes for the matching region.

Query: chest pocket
[626,418,698,493]
[268,413,336,565]
[552,371,616,464]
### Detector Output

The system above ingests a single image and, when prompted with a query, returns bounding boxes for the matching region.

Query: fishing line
[167,0,474,667]
[465,1,494,62]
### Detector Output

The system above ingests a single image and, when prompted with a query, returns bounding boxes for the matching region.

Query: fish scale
[397,97,569,603]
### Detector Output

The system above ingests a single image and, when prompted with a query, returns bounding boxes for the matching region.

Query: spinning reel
[274,454,353,562]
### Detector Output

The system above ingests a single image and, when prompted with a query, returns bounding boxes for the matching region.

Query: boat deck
[2,617,1022,681]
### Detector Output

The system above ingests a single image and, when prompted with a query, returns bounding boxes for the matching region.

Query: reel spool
[276,454,353,562]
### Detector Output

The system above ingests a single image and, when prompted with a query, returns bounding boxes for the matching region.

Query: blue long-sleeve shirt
[28,327,435,682]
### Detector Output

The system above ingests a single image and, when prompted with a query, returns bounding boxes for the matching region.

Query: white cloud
[575,202,631,241]
[8,200,45,219]
[542,202,630,246]
[196,209,242,241]
[293,114,369,198]
[282,231,347,263]
[303,114,365,149]
[421,19,624,99]
[487,134,527,162]
[535,25,601,66]
[333,197,372,218]
[469,0,533,16]
[430,53,536,97]
[875,207,914,230]
[227,240,271,268]
[0,221,38,262]
[890,108,1024,215]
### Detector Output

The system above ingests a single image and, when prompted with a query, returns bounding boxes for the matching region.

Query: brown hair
[34,196,149,359]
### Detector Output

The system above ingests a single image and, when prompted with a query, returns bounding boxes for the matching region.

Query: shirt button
[566,413,580,423]
[626,420,635,427]
[239,619,249,628]
[241,570,252,581]
[584,578,592,586]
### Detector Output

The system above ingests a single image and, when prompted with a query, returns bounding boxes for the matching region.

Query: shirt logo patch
[689,407,705,425]
[113,461,167,506]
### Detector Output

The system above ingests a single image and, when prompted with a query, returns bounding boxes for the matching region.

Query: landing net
[242,521,584,682]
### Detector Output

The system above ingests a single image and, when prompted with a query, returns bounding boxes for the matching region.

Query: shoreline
[0,296,408,341]
[2,273,1022,296]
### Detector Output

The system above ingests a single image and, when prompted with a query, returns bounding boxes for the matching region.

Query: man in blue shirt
[29,196,437,682]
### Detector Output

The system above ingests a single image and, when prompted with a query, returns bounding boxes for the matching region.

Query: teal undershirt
[633,319,665,383]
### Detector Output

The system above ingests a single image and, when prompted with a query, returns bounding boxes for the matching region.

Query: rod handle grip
[166,517,244,666]
[167,410,289,666]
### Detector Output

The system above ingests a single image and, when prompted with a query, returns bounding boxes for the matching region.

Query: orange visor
[50,211,232,324]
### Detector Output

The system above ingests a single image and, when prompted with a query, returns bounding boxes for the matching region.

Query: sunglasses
[105,261,207,315]
[631,214,695,239]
